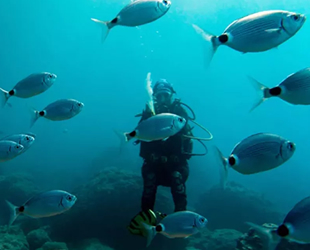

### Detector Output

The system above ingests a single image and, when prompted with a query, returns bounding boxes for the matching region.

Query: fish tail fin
[214,146,228,189]
[245,222,280,250]
[91,18,111,43]
[141,222,157,247]
[124,133,132,142]
[0,88,10,107]
[29,107,40,128]
[113,129,128,154]
[247,76,270,112]
[192,24,219,67]
[5,200,20,227]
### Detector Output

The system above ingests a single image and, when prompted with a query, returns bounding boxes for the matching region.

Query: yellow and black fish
[127,209,157,236]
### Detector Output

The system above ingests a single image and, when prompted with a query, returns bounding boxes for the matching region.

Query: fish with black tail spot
[0,72,57,107]
[247,196,310,249]
[249,67,310,111]
[215,133,296,187]
[192,10,306,66]
[124,113,186,142]
[141,211,208,247]
[30,99,84,127]
[91,0,171,43]
[6,190,77,227]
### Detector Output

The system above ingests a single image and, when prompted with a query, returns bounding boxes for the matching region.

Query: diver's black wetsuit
[138,100,193,212]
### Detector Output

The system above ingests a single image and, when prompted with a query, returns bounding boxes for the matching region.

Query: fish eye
[67,195,72,201]
[163,0,168,5]
[200,218,205,222]
[78,103,81,106]
[26,137,29,141]
[292,15,299,21]
[178,118,183,123]
[287,142,294,149]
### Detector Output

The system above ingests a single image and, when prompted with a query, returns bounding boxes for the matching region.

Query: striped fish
[192,10,306,64]
[249,68,310,111]
[216,133,296,186]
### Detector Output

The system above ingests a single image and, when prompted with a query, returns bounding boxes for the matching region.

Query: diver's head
[153,79,175,107]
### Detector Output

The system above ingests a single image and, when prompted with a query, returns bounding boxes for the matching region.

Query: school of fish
[1,0,310,249]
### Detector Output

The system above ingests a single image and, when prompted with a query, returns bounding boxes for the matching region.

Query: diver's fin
[247,76,270,112]
[245,222,280,250]
[214,146,228,189]
[192,24,218,68]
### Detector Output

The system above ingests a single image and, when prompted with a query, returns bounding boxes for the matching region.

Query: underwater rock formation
[37,241,68,250]
[74,238,115,250]
[188,228,243,250]
[48,167,188,250]
[236,223,310,250]
[0,225,29,250]
[27,228,51,250]
[195,181,282,232]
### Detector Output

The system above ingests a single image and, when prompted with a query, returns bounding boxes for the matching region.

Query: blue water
[0,0,310,246]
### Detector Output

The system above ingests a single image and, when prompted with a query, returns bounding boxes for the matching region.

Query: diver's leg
[141,161,158,212]
[170,162,189,212]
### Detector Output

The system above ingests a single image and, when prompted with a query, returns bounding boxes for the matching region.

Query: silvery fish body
[1,134,35,153]
[112,0,171,27]
[143,211,207,247]
[91,0,171,43]
[247,196,310,247]
[225,133,295,174]
[125,113,186,142]
[220,10,306,53]
[11,73,57,98]
[21,190,76,218]
[249,68,310,111]
[280,196,310,243]
[192,10,306,65]
[0,72,57,106]
[159,211,207,238]
[0,140,24,162]
[7,190,77,226]
[42,99,84,121]
[31,99,84,127]
[267,68,310,104]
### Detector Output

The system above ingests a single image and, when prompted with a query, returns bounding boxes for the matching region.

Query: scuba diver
[127,79,196,236]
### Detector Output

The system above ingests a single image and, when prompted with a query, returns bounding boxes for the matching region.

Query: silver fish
[30,99,84,127]
[6,190,77,226]
[216,133,295,185]
[91,0,171,43]
[247,196,310,249]
[249,68,310,111]
[0,72,57,107]
[0,140,24,162]
[192,10,306,64]
[124,113,186,142]
[142,211,207,247]
[0,134,35,153]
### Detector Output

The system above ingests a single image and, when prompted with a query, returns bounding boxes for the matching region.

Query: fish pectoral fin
[265,28,282,34]
[161,137,169,141]
[160,127,172,132]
